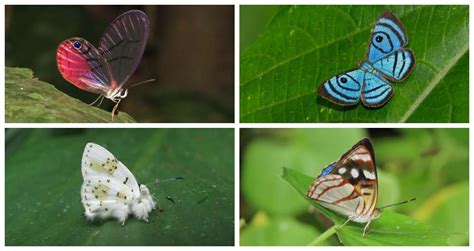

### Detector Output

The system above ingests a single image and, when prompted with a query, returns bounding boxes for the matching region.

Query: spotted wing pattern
[307,138,378,222]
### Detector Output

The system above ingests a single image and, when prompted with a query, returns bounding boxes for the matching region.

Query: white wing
[81,142,140,197]
[307,174,365,219]
[81,176,136,219]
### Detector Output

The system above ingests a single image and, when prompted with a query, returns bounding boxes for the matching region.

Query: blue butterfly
[318,11,415,108]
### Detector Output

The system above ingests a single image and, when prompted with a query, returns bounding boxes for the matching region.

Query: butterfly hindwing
[372,48,415,81]
[81,176,135,214]
[361,71,394,108]
[307,138,378,221]
[317,11,413,108]
[56,38,112,95]
[80,143,157,224]
[318,68,364,106]
[98,10,149,88]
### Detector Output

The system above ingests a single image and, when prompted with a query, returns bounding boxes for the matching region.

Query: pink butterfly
[56,10,149,119]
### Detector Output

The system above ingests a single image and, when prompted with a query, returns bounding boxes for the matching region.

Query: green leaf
[240,214,325,246]
[5,67,135,122]
[242,128,364,215]
[282,167,451,246]
[5,129,234,245]
[240,5,469,122]
[240,6,278,51]
[413,182,469,245]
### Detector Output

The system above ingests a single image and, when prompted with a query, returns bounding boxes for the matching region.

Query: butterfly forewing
[98,10,149,88]
[81,143,140,198]
[367,11,408,63]
[317,11,414,108]
[307,138,378,221]
[318,68,364,106]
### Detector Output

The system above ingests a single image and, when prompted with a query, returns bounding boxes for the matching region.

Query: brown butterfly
[307,138,414,236]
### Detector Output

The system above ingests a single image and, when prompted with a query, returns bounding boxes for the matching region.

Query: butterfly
[81,142,155,225]
[56,10,149,118]
[318,11,415,108]
[306,138,381,236]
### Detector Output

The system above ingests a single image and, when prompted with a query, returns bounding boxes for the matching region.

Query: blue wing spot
[318,162,336,178]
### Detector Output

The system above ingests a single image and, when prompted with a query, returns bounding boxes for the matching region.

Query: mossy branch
[5,67,135,123]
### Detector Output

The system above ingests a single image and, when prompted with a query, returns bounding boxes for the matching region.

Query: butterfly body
[307,138,380,235]
[318,11,415,108]
[81,142,155,225]
[57,10,149,116]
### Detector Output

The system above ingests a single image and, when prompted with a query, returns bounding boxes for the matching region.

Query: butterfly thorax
[139,184,151,197]
[105,87,128,101]
[352,208,381,223]
[359,62,377,74]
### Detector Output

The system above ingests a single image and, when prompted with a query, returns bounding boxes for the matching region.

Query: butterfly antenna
[148,176,184,186]
[379,198,416,210]
[130,78,156,88]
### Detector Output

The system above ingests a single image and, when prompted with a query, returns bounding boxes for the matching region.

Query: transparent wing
[372,49,415,81]
[318,68,364,106]
[57,38,112,95]
[81,142,140,198]
[367,11,408,63]
[98,10,149,88]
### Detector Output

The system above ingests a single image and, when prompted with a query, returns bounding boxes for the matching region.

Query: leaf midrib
[241,6,467,122]
[399,43,468,122]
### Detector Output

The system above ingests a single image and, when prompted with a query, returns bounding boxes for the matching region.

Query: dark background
[5,5,234,122]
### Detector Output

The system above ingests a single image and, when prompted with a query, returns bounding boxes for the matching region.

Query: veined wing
[98,10,149,89]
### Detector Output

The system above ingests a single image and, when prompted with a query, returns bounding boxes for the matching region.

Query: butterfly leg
[337,217,352,230]
[363,219,373,237]
[110,98,122,120]
[88,94,104,107]
[96,95,105,107]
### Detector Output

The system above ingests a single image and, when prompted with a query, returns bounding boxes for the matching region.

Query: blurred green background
[5,5,234,122]
[240,128,469,245]
[5,128,234,245]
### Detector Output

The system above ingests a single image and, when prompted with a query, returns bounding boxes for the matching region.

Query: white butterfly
[81,142,156,225]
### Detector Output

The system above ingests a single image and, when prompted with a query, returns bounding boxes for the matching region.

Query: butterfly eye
[375,35,383,43]
[73,41,82,49]
[339,77,348,83]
